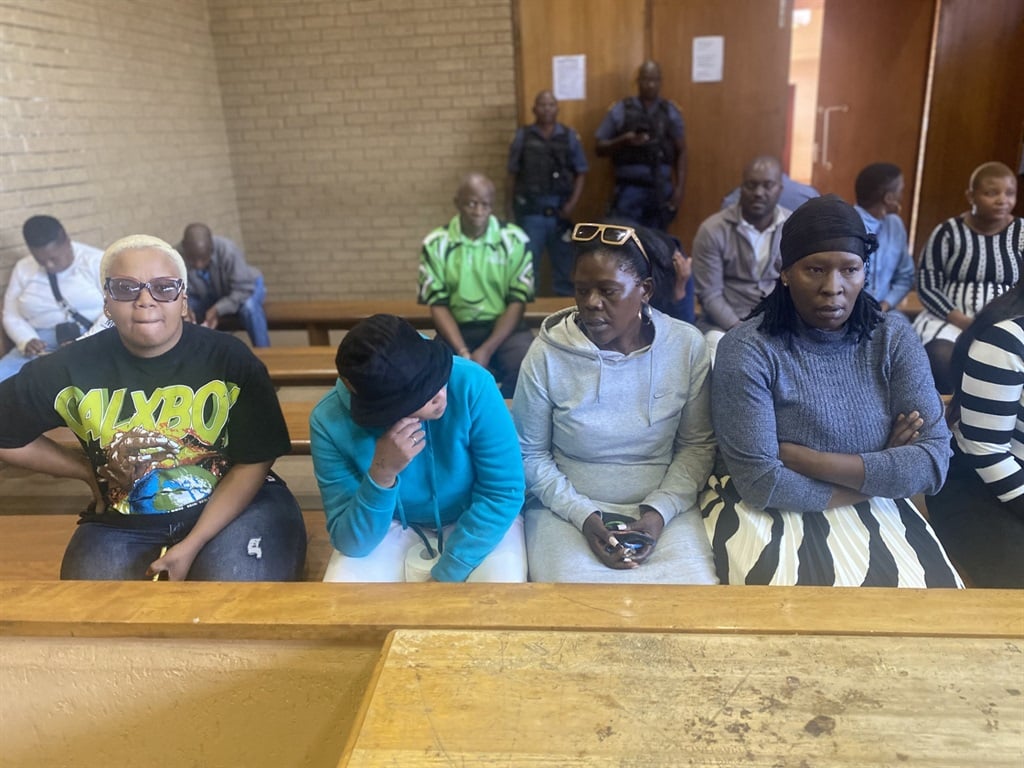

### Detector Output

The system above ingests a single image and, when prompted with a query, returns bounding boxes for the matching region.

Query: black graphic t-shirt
[0,323,289,514]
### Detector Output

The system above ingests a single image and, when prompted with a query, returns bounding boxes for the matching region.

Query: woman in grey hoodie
[512,223,718,583]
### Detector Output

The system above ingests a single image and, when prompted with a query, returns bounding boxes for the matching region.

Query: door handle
[817,104,848,170]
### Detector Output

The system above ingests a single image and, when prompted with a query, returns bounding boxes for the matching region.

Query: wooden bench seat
[236,296,575,345]
[254,346,337,387]
[0,509,333,582]
[1,583,1018,768]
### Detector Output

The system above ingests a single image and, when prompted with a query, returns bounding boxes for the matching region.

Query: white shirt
[2,241,104,351]
[736,207,787,278]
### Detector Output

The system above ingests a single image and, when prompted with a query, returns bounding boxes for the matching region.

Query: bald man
[692,156,791,355]
[418,173,535,397]
[595,60,687,231]
[177,223,269,347]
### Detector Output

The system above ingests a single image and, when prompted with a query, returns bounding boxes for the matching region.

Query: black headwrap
[780,194,879,269]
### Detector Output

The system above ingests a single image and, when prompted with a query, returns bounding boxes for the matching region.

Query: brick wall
[2,0,517,304]
[0,0,242,298]
[207,0,517,300]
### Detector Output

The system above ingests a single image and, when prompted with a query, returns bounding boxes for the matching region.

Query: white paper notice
[553,55,586,100]
[692,36,724,83]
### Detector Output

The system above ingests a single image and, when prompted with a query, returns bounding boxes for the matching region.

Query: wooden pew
[2,581,1018,768]
[250,296,575,345]
[0,509,333,582]
[254,346,337,387]
[343,625,1024,767]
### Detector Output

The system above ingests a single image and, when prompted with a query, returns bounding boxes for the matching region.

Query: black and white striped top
[954,315,1024,502]
[917,216,1023,318]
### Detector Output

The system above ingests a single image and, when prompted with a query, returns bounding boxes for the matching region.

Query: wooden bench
[245,296,576,345]
[1,580,1019,767]
[255,346,337,387]
[344,625,1024,767]
[0,509,333,582]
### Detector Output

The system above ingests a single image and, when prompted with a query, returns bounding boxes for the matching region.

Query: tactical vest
[615,98,677,170]
[514,127,574,201]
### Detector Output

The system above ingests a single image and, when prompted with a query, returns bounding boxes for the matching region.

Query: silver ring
[411,436,419,445]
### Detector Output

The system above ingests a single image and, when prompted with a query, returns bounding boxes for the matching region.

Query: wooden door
[514,1,791,251]
[811,0,934,213]
[915,0,1024,247]
[651,0,792,249]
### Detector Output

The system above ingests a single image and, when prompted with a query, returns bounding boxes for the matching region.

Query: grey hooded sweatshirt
[512,306,716,529]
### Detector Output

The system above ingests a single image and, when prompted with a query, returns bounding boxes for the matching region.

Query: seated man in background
[0,215,103,381]
[506,89,588,297]
[854,162,915,312]
[692,156,791,357]
[177,223,269,347]
[418,172,534,397]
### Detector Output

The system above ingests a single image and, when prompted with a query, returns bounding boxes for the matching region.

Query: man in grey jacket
[178,223,269,347]
[692,156,791,357]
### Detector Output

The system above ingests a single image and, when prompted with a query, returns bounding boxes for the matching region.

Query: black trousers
[926,454,1024,588]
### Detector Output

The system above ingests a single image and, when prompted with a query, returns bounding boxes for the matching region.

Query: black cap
[336,314,453,429]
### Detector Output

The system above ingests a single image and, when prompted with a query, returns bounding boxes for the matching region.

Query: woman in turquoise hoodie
[310,314,526,582]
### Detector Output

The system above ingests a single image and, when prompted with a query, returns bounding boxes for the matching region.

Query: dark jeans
[60,479,307,581]
[608,180,677,231]
[447,322,534,398]
[926,454,1024,588]
[189,275,270,347]
[516,205,574,297]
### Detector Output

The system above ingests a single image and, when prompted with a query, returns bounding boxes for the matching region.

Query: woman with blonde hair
[0,235,306,580]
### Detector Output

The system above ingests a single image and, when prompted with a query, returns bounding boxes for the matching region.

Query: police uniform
[507,123,588,296]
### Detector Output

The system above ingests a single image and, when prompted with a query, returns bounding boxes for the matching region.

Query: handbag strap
[46,271,93,330]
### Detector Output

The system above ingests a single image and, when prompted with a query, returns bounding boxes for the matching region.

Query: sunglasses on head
[571,223,650,266]
[105,277,184,303]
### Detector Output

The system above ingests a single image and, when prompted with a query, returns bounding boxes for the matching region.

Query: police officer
[595,61,687,232]
[506,90,589,296]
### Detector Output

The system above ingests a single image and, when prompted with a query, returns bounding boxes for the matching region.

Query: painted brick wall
[207,0,517,300]
[0,0,242,299]
[2,0,517,304]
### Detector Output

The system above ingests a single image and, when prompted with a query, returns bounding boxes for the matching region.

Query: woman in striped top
[913,162,1022,393]
[926,281,1024,588]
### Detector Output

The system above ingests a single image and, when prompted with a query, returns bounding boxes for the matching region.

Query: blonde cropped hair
[99,235,188,290]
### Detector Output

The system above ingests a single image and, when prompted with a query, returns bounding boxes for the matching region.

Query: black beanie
[780,194,878,269]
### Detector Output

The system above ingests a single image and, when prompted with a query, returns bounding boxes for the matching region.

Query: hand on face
[368,417,425,488]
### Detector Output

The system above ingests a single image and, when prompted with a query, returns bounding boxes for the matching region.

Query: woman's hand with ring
[369,417,424,487]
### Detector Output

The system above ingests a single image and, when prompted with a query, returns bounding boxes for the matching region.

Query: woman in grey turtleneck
[704,195,962,587]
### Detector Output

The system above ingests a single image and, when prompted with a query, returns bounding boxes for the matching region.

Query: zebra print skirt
[700,475,963,588]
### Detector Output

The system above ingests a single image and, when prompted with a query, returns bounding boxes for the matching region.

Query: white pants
[323,516,527,583]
